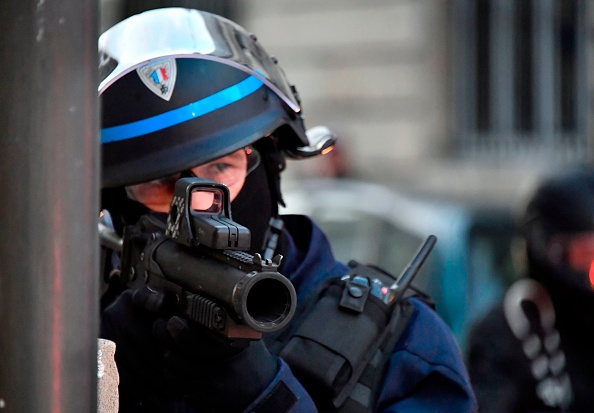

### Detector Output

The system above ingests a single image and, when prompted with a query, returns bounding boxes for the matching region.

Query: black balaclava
[231,137,286,255]
[230,160,274,254]
[101,187,151,235]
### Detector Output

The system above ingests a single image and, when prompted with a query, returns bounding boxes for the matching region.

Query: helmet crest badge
[137,58,177,101]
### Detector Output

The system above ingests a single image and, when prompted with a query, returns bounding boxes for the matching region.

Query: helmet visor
[98,7,300,113]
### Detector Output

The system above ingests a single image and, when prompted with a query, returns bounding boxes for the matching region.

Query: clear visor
[98,7,300,113]
[125,145,259,192]
[185,146,261,187]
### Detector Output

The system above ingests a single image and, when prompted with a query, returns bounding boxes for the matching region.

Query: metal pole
[0,0,99,411]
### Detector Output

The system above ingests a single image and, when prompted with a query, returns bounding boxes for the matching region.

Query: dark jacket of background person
[467,166,594,413]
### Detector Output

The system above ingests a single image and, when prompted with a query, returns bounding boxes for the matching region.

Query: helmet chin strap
[255,135,287,209]
[262,217,285,261]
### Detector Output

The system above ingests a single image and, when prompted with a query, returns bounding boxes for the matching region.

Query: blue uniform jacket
[102,214,477,412]
[243,214,478,413]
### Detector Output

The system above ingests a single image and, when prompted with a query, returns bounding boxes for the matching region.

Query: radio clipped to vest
[274,235,436,413]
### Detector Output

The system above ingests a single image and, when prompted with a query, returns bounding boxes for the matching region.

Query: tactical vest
[265,261,432,413]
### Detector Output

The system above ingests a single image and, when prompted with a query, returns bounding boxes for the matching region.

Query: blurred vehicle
[280,178,517,351]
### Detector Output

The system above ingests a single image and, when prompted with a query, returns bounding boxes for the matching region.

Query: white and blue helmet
[99,7,334,188]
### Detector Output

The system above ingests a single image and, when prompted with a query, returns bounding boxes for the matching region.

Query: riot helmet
[99,7,335,189]
[99,8,336,253]
[520,165,594,295]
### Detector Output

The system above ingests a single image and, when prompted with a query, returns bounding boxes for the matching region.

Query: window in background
[452,0,591,164]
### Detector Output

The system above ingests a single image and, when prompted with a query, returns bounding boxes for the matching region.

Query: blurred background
[100,0,594,350]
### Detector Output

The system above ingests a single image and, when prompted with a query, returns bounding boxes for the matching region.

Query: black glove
[100,286,178,412]
[101,286,279,413]
[153,312,278,412]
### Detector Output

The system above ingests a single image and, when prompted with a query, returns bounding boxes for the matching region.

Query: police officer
[467,166,594,413]
[99,8,477,413]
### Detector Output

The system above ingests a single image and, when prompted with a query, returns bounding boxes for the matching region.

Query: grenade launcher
[99,178,297,340]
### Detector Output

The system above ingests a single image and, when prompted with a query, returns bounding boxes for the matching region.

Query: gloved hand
[154,315,279,412]
[100,286,176,412]
[100,286,279,413]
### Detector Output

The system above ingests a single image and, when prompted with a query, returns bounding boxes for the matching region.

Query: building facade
[236,0,594,207]
[101,0,594,206]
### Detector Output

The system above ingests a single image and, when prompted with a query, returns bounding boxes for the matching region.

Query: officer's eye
[209,162,232,174]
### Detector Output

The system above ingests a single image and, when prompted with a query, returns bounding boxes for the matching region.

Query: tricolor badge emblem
[137,58,177,101]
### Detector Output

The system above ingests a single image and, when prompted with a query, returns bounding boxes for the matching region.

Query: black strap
[253,381,298,413]
[265,275,336,355]
[330,298,414,412]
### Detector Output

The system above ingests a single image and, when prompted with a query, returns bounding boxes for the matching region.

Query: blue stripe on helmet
[101,75,265,143]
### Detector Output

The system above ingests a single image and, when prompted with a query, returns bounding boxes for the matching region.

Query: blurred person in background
[466,165,594,412]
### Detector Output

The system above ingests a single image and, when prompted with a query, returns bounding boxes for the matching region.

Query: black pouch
[276,264,414,411]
